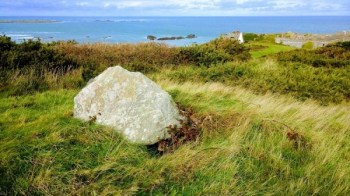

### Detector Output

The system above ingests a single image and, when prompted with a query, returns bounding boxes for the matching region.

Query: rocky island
[147,34,197,41]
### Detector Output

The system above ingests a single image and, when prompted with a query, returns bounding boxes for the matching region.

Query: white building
[221,31,244,43]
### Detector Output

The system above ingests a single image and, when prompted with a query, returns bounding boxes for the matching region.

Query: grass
[1,80,349,195]
[154,59,350,105]
[247,41,295,58]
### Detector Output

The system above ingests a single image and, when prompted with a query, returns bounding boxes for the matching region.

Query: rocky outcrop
[74,66,183,145]
[186,34,196,39]
[158,36,184,41]
[147,35,157,40]
[147,34,196,41]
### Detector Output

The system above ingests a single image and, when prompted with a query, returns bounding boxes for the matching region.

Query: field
[0,35,349,195]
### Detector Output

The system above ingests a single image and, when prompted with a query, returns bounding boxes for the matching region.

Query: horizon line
[1,15,350,17]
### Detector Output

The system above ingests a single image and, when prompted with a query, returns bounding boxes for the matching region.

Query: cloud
[233,0,262,5]
[312,2,343,11]
[74,0,221,10]
[269,0,306,9]
[76,2,90,7]
[0,0,349,16]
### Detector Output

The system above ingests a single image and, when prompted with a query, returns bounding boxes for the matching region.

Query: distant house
[221,31,244,43]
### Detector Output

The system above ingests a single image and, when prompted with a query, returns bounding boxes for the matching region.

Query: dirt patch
[155,105,202,154]
[286,130,310,150]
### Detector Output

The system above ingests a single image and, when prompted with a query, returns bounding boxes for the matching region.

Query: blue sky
[0,0,349,16]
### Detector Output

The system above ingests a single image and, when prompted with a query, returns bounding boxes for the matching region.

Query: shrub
[243,33,266,43]
[277,42,350,68]
[55,42,180,72]
[179,38,251,67]
[327,41,350,50]
[0,36,80,95]
[163,58,349,105]
[302,42,314,50]
[0,37,77,71]
[243,33,258,42]
[82,63,99,82]
[0,35,15,51]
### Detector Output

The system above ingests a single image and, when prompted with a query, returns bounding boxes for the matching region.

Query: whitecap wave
[6,34,31,37]
[13,36,35,40]
[3,34,35,40]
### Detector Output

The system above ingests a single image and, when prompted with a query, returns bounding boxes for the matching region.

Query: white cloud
[76,2,89,7]
[233,0,261,5]
[312,2,342,10]
[111,0,222,9]
[103,1,144,9]
[269,0,306,9]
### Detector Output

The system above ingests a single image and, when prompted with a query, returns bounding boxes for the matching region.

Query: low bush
[302,41,314,50]
[162,60,349,104]
[0,36,81,95]
[0,36,77,71]
[327,41,350,50]
[179,38,251,67]
[55,42,180,73]
[58,38,251,69]
[243,33,265,43]
[277,42,350,68]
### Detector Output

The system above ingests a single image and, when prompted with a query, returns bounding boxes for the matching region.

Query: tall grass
[156,59,350,105]
[0,68,84,96]
[160,80,350,195]
[0,80,349,195]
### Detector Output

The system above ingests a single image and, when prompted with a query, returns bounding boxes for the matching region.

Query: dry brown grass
[55,42,181,71]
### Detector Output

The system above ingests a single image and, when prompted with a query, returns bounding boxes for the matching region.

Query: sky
[0,0,349,16]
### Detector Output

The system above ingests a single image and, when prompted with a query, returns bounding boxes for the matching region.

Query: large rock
[74,66,183,145]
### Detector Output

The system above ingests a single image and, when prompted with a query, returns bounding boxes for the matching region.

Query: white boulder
[74,66,183,145]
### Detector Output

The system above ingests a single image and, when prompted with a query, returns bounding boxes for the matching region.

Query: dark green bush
[0,35,15,51]
[327,41,350,50]
[0,36,80,95]
[0,37,78,71]
[82,63,99,82]
[243,33,265,43]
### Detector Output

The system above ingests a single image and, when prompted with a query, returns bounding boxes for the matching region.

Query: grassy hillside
[0,36,349,195]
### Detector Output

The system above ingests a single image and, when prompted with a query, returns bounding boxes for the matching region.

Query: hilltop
[0,35,349,195]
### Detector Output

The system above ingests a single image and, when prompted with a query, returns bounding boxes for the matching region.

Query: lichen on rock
[74,66,183,145]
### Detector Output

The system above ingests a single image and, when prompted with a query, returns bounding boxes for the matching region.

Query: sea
[1,16,350,46]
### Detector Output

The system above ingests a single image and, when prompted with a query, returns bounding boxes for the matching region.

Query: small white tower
[238,32,244,44]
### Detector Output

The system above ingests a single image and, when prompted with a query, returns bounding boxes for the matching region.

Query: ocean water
[1,16,350,46]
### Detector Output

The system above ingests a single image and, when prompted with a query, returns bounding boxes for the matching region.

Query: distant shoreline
[0,20,59,24]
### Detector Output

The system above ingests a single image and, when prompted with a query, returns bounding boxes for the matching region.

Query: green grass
[1,81,349,195]
[247,42,295,58]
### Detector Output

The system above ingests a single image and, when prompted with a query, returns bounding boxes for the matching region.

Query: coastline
[1,16,349,46]
[0,19,59,23]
